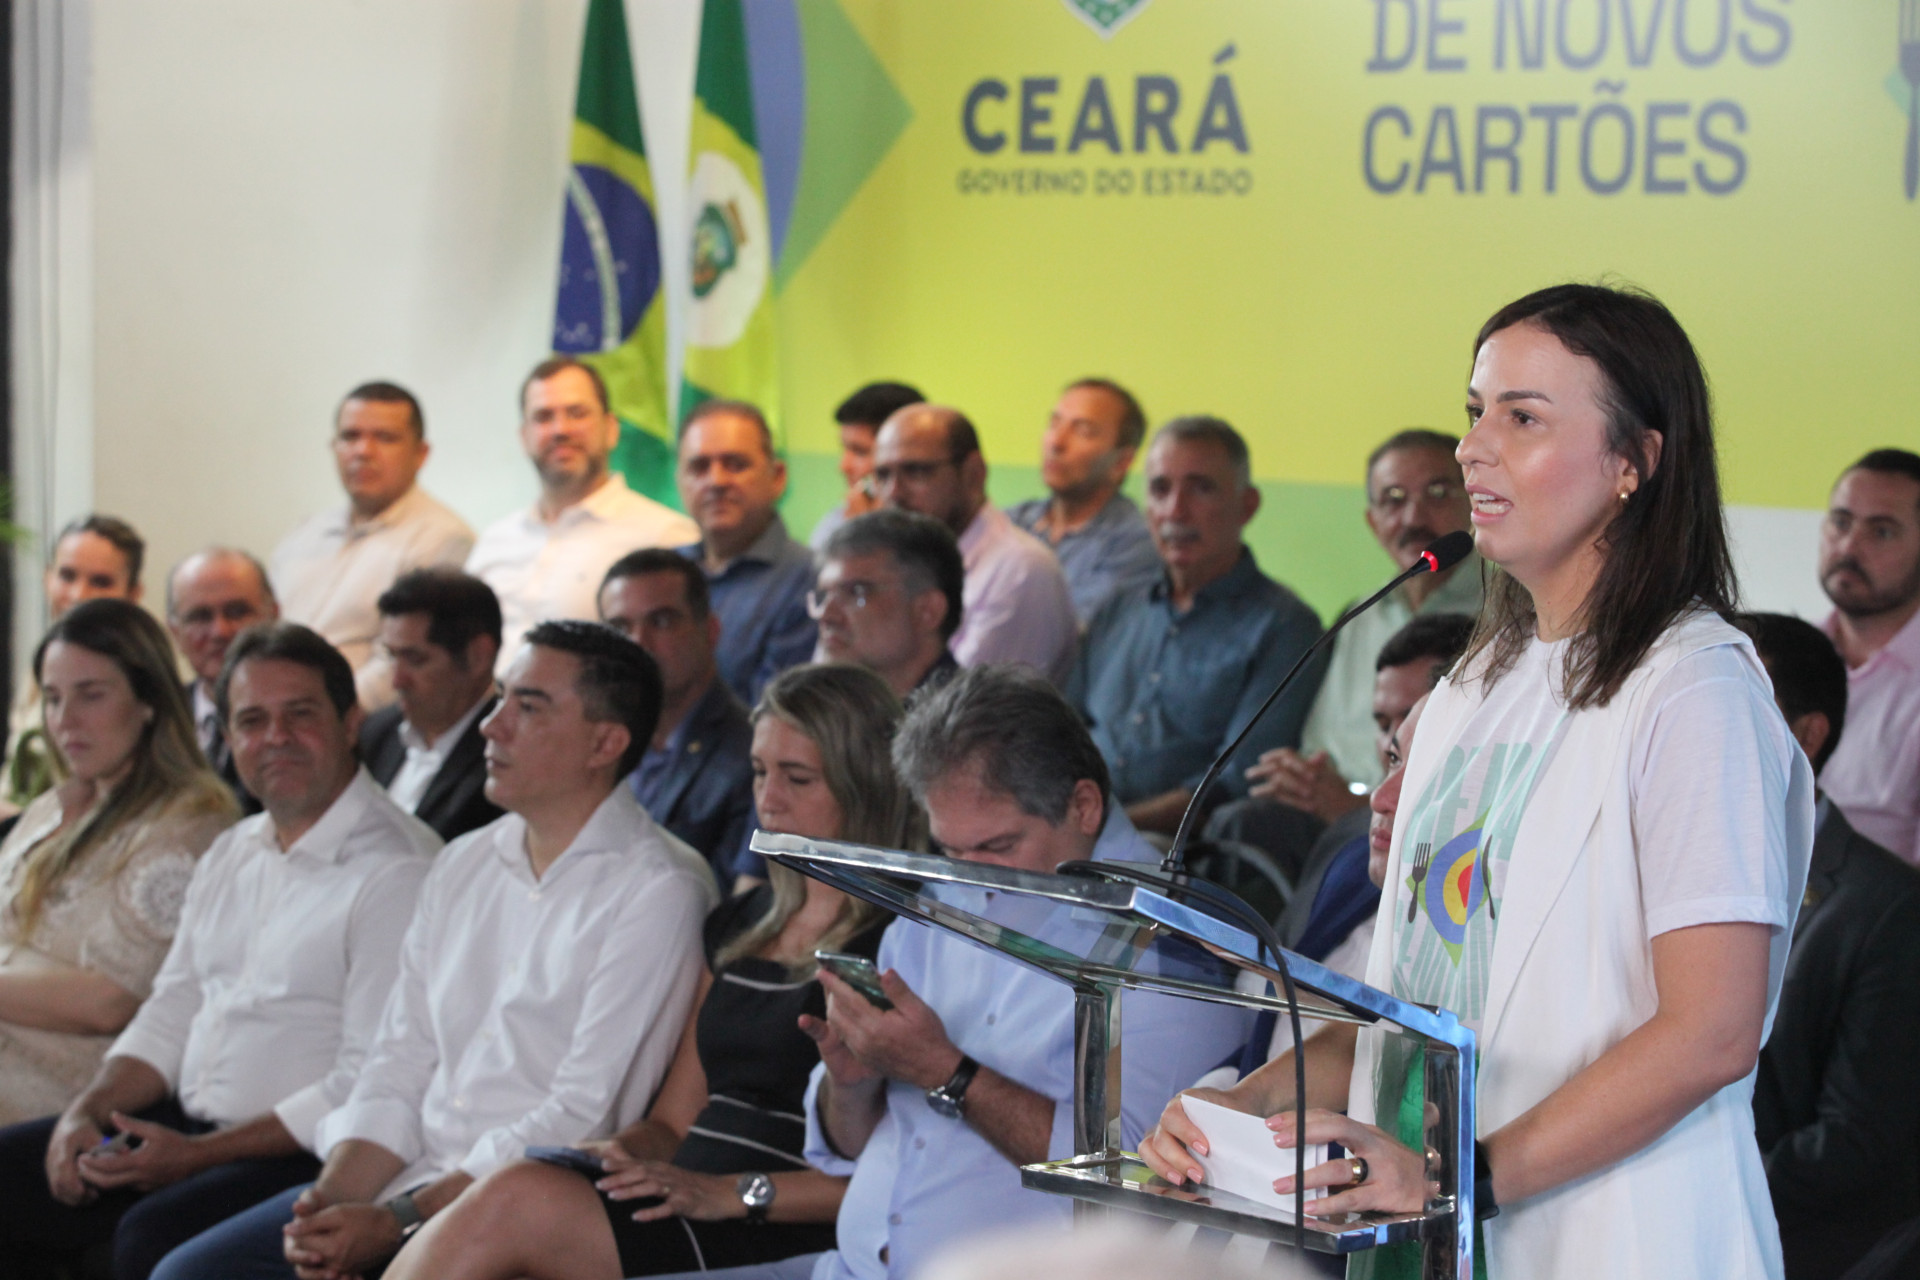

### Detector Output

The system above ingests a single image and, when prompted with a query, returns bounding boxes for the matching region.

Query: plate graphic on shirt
[1415,822,1488,960]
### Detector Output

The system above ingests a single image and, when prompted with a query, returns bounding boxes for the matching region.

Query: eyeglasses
[871,456,962,488]
[806,580,902,618]
[1370,480,1460,513]
[174,600,267,631]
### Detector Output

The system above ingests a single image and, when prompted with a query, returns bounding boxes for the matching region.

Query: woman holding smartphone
[384,662,918,1279]
[1140,284,1812,1278]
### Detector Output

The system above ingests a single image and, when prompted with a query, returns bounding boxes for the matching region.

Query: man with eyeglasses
[166,548,282,813]
[1207,429,1481,872]
[811,509,965,700]
[870,405,1076,687]
[600,549,757,889]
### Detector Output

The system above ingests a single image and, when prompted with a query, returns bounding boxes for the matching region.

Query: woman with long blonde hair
[0,598,237,1123]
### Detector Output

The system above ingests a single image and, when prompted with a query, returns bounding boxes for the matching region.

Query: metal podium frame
[754,831,1478,1279]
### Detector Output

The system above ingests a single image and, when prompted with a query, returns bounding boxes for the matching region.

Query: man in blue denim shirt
[676,400,817,706]
[1069,417,1326,835]
[1006,379,1161,625]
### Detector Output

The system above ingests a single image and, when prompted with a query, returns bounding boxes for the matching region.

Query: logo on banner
[1064,0,1152,39]
[686,151,769,348]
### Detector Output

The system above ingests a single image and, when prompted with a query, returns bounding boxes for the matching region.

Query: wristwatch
[736,1172,775,1223]
[384,1190,425,1238]
[925,1054,981,1119]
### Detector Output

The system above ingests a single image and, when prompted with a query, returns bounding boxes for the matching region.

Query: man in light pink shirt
[871,404,1076,686]
[1818,448,1920,866]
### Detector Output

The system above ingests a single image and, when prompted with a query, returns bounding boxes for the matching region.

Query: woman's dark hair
[1459,282,1737,709]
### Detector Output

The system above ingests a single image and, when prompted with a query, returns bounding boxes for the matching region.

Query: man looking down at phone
[148,621,717,1280]
[662,665,1248,1280]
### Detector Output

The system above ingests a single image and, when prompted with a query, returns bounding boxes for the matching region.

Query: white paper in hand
[1182,1093,1332,1215]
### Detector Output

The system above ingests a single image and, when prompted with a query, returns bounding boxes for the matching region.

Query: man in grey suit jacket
[357,569,503,842]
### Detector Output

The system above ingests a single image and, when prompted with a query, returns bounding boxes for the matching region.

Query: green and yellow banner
[681,0,780,436]
[550,0,675,503]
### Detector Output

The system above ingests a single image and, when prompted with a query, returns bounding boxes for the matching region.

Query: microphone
[1161,530,1474,874]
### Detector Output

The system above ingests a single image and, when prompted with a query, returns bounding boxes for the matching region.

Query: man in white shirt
[0,623,437,1280]
[270,382,475,712]
[872,405,1077,687]
[358,569,504,842]
[466,358,700,671]
[149,621,718,1280]
[166,548,281,813]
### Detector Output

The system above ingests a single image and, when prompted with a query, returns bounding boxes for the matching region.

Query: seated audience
[379,663,917,1280]
[1006,378,1161,624]
[0,600,236,1125]
[676,399,816,705]
[663,666,1250,1280]
[1209,611,1477,880]
[809,381,924,550]
[7,514,147,808]
[358,569,503,842]
[467,357,699,669]
[872,404,1076,685]
[1742,612,1920,1280]
[599,549,756,887]
[1215,615,1472,1083]
[811,509,964,699]
[1276,429,1482,806]
[150,622,718,1280]
[269,381,475,711]
[1815,448,1920,866]
[0,623,436,1280]
[165,548,280,813]
[1069,417,1325,834]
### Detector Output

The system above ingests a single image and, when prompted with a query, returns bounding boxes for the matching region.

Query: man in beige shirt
[270,382,474,711]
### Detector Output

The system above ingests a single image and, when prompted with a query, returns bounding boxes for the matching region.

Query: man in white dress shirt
[466,358,700,671]
[149,621,718,1280]
[872,405,1077,687]
[0,623,438,1280]
[270,382,475,712]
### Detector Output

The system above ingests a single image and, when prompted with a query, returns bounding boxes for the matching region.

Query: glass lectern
[753,832,1479,1280]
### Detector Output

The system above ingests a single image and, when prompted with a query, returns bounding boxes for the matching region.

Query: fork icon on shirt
[1406,841,1434,923]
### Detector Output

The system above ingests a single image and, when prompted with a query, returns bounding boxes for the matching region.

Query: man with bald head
[168,548,280,811]
[872,404,1075,686]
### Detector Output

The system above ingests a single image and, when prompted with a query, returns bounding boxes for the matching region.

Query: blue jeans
[150,1185,309,1280]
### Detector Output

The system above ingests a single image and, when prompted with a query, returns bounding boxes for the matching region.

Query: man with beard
[1817,449,1920,866]
[1069,417,1323,835]
[466,358,699,671]
[674,400,816,705]
[1206,430,1482,874]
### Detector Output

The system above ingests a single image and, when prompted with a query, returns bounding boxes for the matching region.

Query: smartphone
[526,1145,608,1178]
[814,950,893,1010]
[94,1132,140,1156]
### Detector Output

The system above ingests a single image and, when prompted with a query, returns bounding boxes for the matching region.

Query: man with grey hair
[871,404,1077,686]
[1069,416,1325,835]
[810,509,964,699]
[751,665,1251,1280]
[167,548,282,812]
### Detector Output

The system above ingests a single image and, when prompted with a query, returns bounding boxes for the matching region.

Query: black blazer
[1754,803,1920,1280]
[186,679,260,816]
[359,698,503,843]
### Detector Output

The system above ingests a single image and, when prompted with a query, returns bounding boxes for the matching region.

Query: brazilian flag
[551,0,675,503]
[680,0,779,438]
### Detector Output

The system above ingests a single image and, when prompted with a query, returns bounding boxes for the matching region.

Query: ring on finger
[1347,1156,1370,1186]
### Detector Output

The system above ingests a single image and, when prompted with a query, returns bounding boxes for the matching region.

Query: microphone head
[1420,531,1475,574]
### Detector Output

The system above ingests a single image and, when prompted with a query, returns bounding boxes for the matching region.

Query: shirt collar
[493,785,652,880]
[688,513,796,576]
[274,766,379,865]
[531,473,635,529]
[957,504,1007,556]
[1823,603,1920,677]
[400,692,493,755]
[334,484,425,538]
[1149,545,1260,609]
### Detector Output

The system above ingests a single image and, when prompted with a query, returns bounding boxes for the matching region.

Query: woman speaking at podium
[1143,283,1814,1278]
